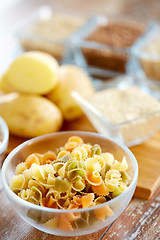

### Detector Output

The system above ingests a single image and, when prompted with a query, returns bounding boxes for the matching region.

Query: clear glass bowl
[0,117,9,167]
[127,21,160,97]
[63,15,146,79]
[15,5,86,62]
[2,131,138,236]
[72,80,160,147]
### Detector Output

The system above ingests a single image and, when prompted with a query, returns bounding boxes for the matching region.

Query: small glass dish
[0,117,9,167]
[64,15,145,79]
[127,21,160,97]
[72,78,160,147]
[15,5,86,61]
[2,131,138,236]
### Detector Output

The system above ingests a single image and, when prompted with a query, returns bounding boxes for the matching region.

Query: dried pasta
[10,136,131,230]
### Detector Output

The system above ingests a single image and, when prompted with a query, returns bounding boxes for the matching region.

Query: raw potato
[6,51,59,95]
[0,73,16,93]
[0,94,63,137]
[47,65,95,120]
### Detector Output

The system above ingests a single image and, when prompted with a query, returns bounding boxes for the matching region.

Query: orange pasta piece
[34,153,43,164]
[68,136,83,144]
[25,154,40,169]
[86,171,102,186]
[81,193,95,208]
[68,203,79,209]
[42,151,57,164]
[92,181,109,196]
[66,212,81,222]
[65,141,78,152]
[94,205,113,220]
[59,214,73,231]
[47,196,58,208]
[41,197,48,207]
[41,196,58,209]
[72,195,82,206]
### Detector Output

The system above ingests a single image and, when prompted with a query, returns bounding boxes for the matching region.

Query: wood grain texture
[103,187,160,240]
[6,115,160,200]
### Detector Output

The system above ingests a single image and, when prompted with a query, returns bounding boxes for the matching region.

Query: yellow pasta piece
[43,164,55,177]
[82,144,92,157]
[119,182,128,192]
[111,157,128,171]
[94,196,106,205]
[85,156,105,172]
[44,217,59,229]
[38,178,55,189]
[92,181,109,196]
[105,169,121,181]
[23,169,32,180]
[15,162,27,175]
[47,174,55,186]
[46,188,59,199]
[58,164,66,177]
[71,146,88,161]
[34,153,43,164]
[86,171,102,186]
[30,186,43,202]
[105,179,119,192]
[72,179,85,191]
[30,163,45,180]
[28,179,45,195]
[10,174,27,190]
[25,154,40,169]
[18,189,33,201]
[101,152,114,165]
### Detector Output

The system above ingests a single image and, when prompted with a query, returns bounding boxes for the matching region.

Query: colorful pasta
[10,136,131,229]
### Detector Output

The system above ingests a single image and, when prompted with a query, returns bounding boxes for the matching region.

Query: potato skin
[0,73,16,93]
[0,94,63,137]
[47,65,95,121]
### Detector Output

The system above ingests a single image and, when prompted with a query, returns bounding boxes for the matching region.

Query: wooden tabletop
[0,0,160,239]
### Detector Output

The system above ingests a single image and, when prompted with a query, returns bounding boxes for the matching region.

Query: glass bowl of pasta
[2,131,138,236]
[0,116,9,167]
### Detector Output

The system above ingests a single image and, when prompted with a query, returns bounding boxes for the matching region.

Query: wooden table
[0,0,160,239]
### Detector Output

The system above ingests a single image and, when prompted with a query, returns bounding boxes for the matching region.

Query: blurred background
[0,0,160,75]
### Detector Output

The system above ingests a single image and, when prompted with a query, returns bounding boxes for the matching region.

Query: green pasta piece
[91,144,101,157]
[54,177,71,193]
[112,187,122,198]
[120,171,131,184]
[67,168,85,181]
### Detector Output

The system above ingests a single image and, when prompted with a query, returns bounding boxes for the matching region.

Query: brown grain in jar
[82,21,145,72]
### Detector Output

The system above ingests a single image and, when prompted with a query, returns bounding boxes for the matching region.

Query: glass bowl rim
[0,116,9,154]
[2,131,138,213]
